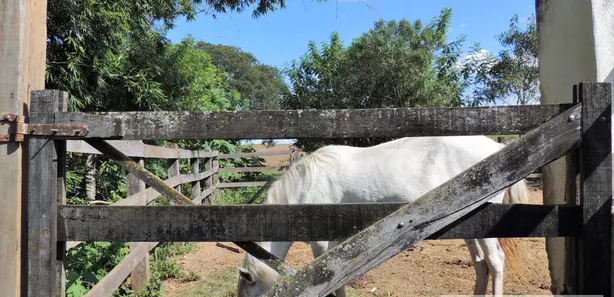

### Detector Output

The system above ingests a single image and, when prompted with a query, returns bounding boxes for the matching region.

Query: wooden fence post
[166,143,184,248]
[166,143,181,199]
[191,157,201,202]
[127,157,150,294]
[26,90,68,297]
[578,82,613,295]
[1,0,48,293]
[203,153,213,204]
[211,153,219,203]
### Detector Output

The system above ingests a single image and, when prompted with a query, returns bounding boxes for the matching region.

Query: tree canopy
[283,8,466,151]
[197,41,289,110]
[460,14,539,106]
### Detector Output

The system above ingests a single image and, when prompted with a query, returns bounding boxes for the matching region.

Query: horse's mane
[263,145,341,205]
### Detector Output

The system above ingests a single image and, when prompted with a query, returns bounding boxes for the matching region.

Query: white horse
[237,135,529,297]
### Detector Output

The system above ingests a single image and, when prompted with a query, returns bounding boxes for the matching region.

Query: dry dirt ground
[162,187,552,297]
[161,143,553,296]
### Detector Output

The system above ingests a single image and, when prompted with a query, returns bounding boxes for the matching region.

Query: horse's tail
[499,178,530,281]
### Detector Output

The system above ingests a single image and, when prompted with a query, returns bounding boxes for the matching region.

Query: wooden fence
[62,139,218,295]
[18,82,613,296]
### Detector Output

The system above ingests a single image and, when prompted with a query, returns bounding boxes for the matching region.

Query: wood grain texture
[203,157,213,204]
[219,166,288,173]
[83,243,157,297]
[191,158,201,201]
[1,0,48,293]
[53,104,574,140]
[57,203,581,242]
[217,181,269,188]
[258,102,583,297]
[26,91,66,297]
[66,140,218,159]
[84,139,194,205]
[578,82,613,295]
[127,158,150,293]
[218,150,289,159]
[166,143,181,197]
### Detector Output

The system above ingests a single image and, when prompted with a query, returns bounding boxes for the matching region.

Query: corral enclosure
[6,82,610,297]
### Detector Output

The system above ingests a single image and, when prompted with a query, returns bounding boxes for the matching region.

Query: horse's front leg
[310,241,346,297]
[478,238,505,296]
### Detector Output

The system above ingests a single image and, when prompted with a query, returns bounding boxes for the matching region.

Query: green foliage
[196,41,290,110]
[65,242,131,297]
[460,14,538,106]
[283,8,465,151]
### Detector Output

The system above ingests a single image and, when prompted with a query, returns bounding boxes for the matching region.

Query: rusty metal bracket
[1,112,89,142]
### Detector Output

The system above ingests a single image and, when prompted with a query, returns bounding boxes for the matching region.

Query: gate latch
[0,113,89,142]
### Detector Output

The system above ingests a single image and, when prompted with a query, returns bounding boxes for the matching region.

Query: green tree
[196,42,289,110]
[283,8,465,151]
[460,14,539,106]
[46,0,299,112]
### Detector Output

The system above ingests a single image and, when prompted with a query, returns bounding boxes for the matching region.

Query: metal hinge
[0,113,89,142]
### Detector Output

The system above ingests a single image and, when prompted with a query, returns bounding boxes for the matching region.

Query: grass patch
[169,266,366,297]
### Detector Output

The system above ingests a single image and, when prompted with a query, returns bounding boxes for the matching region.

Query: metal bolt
[568,115,576,122]
[397,222,405,229]
[600,116,607,122]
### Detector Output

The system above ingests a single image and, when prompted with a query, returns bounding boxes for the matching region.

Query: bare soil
[162,187,552,297]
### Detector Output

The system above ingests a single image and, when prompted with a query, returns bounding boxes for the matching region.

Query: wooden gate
[20,83,612,296]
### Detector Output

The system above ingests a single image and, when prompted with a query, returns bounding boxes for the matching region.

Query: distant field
[247,143,303,166]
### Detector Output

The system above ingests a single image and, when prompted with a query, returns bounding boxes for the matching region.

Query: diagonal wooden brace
[262,101,584,297]
[83,139,306,288]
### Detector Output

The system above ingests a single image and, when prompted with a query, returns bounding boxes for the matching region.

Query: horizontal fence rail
[67,140,217,158]
[58,203,582,242]
[52,104,574,140]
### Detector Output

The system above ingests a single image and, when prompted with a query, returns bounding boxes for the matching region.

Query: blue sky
[166,0,536,71]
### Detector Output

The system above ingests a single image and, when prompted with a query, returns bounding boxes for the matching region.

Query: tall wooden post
[1,0,48,294]
[26,90,68,297]
[578,82,613,295]
[127,158,150,293]
[211,153,219,203]
[166,143,181,196]
[204,155,213,204]
[191,157,201,202]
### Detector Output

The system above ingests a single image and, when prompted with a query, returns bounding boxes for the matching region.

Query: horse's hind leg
[466,239,489,295]
[310,241,346,297]
[477,238,505,296]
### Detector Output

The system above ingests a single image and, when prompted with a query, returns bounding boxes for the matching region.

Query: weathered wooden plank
[56,102,69,297]
[84,139,194,205]
[83,242,157,297]
[144,143,178,159]
[191,158,201,201]
[67,140,146,157]
[1,0,48,293]
[127,158,150,293]
[166,143,181,197]
[67,140,217,159]
[217,181,269,188]
[260,101,583,297]
[219,166,288,173]
[53,104,574,140]
[203,157,213,204]
[57,203,581,242]
[219,150,289,159]
[26,91,66,297]
[178,149,218,159]
[193,187,214,205]
[578,82,613,295]
[180,167,218,184]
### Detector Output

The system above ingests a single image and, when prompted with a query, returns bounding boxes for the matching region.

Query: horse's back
[309,136,504,204]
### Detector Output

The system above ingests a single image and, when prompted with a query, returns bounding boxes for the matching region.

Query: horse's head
[237,257,283,297]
